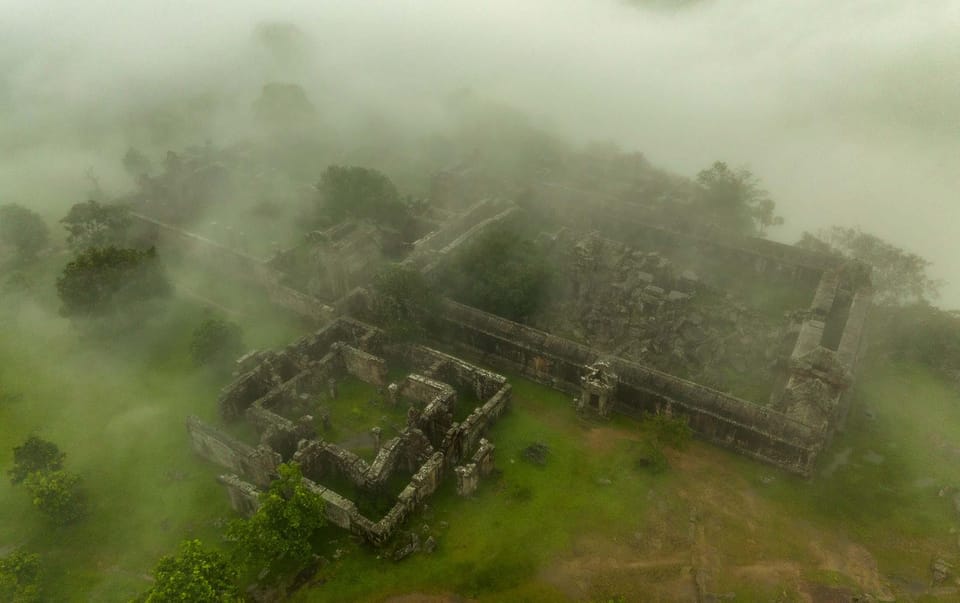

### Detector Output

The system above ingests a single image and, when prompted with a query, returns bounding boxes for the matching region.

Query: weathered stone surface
[187,416,280,487]
[200,318,511,545]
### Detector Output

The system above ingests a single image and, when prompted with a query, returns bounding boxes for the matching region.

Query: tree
[8,436,65,485]
[694,161,780,236]
[445,226,552,322]
[226,463,325,582]
[0,549,42,603]
[0,204,49,261]
[253,83,316,127]
[24,469,87,525]
[60,200,132,250]
[56,246,171,319]
[797,227,940,305]
[314,165,406,226]
[190,318,245,369]
[369,265,439,341]
[141,540,240,602]
[123,147,152,179]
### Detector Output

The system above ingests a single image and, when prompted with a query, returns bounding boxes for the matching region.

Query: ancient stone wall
[199,318,511,543]
[186,416,281,487]
[436,299,823,474]
[130,212,335,323]
[217,474,261,516]
[337,343,388,386]
[405,345,509,401]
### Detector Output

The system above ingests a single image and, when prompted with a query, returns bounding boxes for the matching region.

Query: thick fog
[3,0,958,305]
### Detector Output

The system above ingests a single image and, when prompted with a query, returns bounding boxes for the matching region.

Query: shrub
[142,540,240,602]
[8,435,65,485]
[24,469,87,525]
[642,412,693,450]
[0,549,42,603]
[190,318,245,369]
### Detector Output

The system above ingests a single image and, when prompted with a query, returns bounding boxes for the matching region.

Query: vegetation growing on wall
[444,225,552,323]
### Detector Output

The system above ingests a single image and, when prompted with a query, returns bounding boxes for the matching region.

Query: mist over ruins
[2,3,959,602]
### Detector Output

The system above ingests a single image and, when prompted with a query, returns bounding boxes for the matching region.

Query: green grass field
[0,254,304,601]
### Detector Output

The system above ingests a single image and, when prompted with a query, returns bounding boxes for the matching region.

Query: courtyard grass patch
[294,377,663,602]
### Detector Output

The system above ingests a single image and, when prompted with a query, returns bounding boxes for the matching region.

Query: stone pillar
[387,383,399,407]
[407,406,421,429]
[454,464,479,496]
[328,378,338,400]
[370,426,382,454]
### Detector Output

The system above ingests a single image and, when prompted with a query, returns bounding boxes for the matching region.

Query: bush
[226,463,325,583]
[190,318,245,369]
[634,439,669,474]
[24,469,87,525]
[642,412,693,450]
[0,549,42,603]
[369,265,439,341]
[142,540,240,602]
[0,204,49,261]
[8,435,65,485]
[444,225,552,323]
[314,165,406,227]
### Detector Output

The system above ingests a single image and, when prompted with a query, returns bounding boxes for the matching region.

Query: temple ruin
[135,181,873,542]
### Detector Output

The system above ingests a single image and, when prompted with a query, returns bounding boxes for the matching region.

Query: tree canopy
[694,161,781,236]
[314,165,406,226]
[56,246,171,319]
[8,436,65,485]
[24,469,87,526]
[0,204,49,261]
[60,200,132,251]
[142,540,240,603]
[369,264,439,341]
[0,549,42,603]
[445,226,552,322]
[226,463,325,582]
[190,318,245,370]
[797,227,940,305]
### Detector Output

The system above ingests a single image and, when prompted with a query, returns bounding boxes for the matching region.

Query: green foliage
[641,412,693,450]
[695,161,780,236]
[24,469,87,525]
[226,463,325,582]
[315,165,406,227]
[253,83,316,127]
[8,435,65,485]
[142,540,240,603]
[444,225,552,322]
[56,246,171,319]
[0,549,42,603]
[0,204,49,261]
[369,264,439,341]
[122,147,152,179]
[868,302,960,375]
[798,226,940,305]
[60,200,132,251]
[190,318,244,370]
[633,439,669,474]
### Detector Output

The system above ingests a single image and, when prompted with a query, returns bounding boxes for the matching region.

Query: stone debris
[932,557,953,585]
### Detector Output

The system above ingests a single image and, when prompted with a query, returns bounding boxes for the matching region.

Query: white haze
[2,0,959,306]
